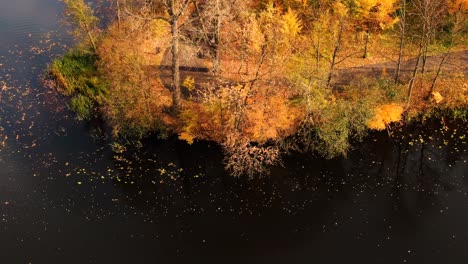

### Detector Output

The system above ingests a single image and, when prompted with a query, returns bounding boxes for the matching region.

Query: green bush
[49,48,107,119]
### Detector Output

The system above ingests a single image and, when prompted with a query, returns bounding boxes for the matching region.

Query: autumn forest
[50,0,468,176]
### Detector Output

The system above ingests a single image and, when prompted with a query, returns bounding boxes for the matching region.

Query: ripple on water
[0,17,43,47]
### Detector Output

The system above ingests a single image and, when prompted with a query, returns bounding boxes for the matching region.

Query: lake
[0,0,467,263]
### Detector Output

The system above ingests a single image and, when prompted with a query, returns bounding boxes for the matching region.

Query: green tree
[63,0,99,52]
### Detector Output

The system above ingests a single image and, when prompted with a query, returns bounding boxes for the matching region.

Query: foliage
[352,0,399,30]
[54,0,468,177]
[97,21,173,139]
[182,76,195,93]
[69,94,93,120]
[63,0,97,28]
[367,103,404,130]
[50,49,100,95]
[447,0,468,14]
[179,102,200,144]
[62,0,99,51]
[49,48,106,119]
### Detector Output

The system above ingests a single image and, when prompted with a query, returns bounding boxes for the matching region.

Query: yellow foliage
[249,17,265,52]
[97,20,174,136]
[333,1,349,18]
[294,0,308,8]
[354,0,398,29]
[367,103,404,130]
[182,76,195,92]
[178,105,199,144]
[179,131,195,145]
[149,19,170,38]
[281,8,302,38]
[245,91,300,142]
[432,91,444,104]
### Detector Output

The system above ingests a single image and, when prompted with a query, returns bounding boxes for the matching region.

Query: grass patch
[68,94,93,121]
[49,48,107,119]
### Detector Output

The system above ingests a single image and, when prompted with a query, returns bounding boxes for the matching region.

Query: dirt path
[155,50,467,96]
[334,50,467,87]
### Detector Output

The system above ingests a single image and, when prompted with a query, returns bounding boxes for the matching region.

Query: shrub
[49,48,107,119]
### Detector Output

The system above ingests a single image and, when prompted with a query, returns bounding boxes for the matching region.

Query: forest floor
[334,50,468,87]
[155,48,467,94]
[136,25,467,97]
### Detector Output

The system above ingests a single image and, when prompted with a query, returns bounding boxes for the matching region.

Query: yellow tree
[177,2,304,176]
[63,0,99,52]
[352,0,398,58]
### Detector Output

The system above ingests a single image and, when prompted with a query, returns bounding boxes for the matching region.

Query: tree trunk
[430,49,450,93]
[171,18,181,112]
[394,28,404,83]
[406,46,423,109]
[421,42,429,74]
[213,0,221,74]
[83,22,97,53]
[419,10,430,74]
[316,26,321,70]
[394,0,406,83]
[116,0,121,29]
[363,31,370,59]
[326,20,344,88]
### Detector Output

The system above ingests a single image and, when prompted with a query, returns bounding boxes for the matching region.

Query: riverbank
[49,0,467,176]
[48,46,467,176]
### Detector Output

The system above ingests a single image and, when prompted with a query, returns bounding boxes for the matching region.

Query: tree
[97,17,173,138]
[446,0,468,13]
[352,0,398,58]
[429,0,468,92]
[394,0,407,83]
[189,0,226,74]
[326,1,351,88]
[412,0,447,73]
[164,0,193,113]
[63,0,99,52]
[121,0,195,113]
[406,0,447,108]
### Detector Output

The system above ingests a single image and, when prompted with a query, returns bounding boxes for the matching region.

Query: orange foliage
[98,21,174,136]
[367,103,404,130]
[178,82,302,145]
[447,0,468,13]
[244,89,302,142]
[405,74,467,119]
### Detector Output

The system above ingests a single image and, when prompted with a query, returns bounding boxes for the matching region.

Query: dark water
[1,1,468,263]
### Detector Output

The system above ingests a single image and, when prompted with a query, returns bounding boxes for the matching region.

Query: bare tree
[412,0,446,73]
[122,0,194,113]
[164,0,193,112]
[394,0,407,83]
